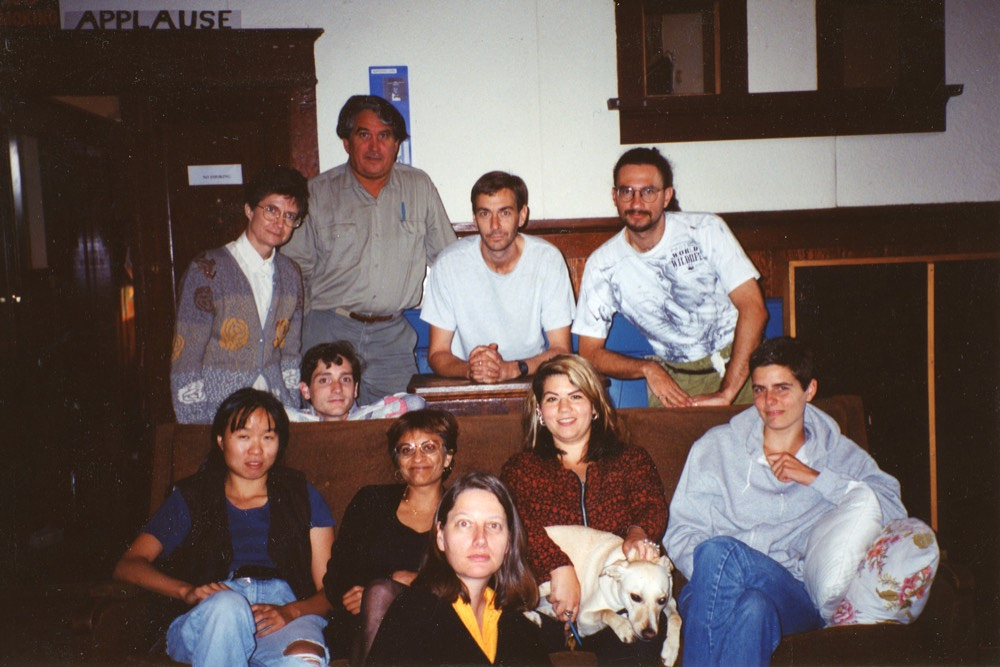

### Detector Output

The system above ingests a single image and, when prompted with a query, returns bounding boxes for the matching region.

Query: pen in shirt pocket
[400,201,406,223]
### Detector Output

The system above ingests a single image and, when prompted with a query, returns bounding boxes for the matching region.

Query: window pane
[644,0,718,96]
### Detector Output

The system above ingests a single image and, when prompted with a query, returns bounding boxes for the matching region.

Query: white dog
[528,525,682,666]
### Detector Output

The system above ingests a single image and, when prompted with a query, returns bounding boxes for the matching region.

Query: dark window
[609,0,962,143]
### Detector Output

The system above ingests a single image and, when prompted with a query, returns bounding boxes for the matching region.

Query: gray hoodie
[665,403,906,581]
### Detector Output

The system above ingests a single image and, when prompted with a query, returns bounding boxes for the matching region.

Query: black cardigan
[322,484,429,657]
[367,587,552,666]
[323,484,428,602]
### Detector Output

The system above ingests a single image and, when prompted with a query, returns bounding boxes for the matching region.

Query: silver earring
[536,408,544,426]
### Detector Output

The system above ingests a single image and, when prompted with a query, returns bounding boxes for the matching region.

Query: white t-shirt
[573,211,759,363]
[421,234,575,361]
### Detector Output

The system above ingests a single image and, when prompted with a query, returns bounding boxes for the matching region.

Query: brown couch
[76,396,975,664]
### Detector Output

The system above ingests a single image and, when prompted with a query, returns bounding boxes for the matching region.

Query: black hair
[749,336,815,389]
[206,388,290,472]
[243,166,309,220]
[385,409,459,477]
[300,341,363,384]
[612,147,681,212]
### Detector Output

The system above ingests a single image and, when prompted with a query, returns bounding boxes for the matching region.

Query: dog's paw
[660,611,682,666]
[605,615,638,644]
[523,610,542,628]
[660,640,679,666]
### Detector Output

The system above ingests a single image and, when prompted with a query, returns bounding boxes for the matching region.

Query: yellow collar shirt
[451,587,502,663]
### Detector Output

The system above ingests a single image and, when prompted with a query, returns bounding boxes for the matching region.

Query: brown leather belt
[335,307,397,323]
[666,365,718,376]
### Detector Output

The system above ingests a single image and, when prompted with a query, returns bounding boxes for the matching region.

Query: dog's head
[602,555,674,640]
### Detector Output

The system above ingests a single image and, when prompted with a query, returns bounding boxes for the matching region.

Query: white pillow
[803,482,883,621]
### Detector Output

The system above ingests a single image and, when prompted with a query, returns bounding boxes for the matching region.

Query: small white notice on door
[187,164,244,186]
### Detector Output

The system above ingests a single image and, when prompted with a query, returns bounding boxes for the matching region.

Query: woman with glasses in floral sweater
[171,166,308,423]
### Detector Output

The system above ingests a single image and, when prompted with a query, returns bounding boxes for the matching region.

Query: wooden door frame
[789,252,1000,531]
[1,28,323,427]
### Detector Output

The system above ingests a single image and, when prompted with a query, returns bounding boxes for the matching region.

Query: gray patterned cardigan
[170,247,303,423]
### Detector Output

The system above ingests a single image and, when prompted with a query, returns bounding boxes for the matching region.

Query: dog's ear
[602,559,629,580]
[657,555,673,572]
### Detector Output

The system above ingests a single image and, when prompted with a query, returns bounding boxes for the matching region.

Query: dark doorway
[1,95,138,585]
[0,28,321,661]
[793,256,1000,652]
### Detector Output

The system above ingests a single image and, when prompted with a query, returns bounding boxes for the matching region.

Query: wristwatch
[517,360,529,377]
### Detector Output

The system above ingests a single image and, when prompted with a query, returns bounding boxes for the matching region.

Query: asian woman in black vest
[114,388,334,666]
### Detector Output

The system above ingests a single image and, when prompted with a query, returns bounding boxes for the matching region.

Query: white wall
[61,0,1000,222]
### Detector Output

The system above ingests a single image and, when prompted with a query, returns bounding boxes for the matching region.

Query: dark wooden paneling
[0,28,323,96]
[511,202,1000,319]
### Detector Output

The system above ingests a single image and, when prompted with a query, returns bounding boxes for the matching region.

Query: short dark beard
[622,209,660,234]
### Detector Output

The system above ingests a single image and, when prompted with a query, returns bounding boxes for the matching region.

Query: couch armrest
[918,557,977,663]
[773,556,977,665]
[71,581,177,664]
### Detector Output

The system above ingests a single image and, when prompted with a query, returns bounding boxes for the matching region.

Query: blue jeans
[166,577,329,667]
[678,537,822,667]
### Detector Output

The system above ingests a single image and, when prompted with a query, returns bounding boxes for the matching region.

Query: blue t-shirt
[143,482,334,570]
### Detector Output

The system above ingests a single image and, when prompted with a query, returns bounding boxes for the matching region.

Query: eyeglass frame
[256,203,305,229]
[394,440,445,459]
[613,185,665,203]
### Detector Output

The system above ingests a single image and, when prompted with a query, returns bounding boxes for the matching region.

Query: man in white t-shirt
[421,171,574,383]
[574,148,768,407]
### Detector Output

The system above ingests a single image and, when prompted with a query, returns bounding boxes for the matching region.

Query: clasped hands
[468,343,515,384]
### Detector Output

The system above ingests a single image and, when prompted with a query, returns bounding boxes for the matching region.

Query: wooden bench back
[151,396,867,524]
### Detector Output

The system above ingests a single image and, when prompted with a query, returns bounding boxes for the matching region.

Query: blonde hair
[522,354,624,460]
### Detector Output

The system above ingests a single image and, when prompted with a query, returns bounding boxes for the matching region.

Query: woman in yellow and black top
[366,471,551,666]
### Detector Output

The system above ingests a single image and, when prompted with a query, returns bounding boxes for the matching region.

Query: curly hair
[385,409,459,478]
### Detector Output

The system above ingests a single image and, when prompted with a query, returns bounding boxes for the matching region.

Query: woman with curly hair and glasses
[322,409,458,661]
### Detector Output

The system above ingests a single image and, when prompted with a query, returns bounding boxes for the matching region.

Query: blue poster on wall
[369,66,411,165]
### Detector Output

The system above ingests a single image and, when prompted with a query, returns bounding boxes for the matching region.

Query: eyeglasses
[614,186,664,203]
[256,204,304,229]
[395,441,443,458]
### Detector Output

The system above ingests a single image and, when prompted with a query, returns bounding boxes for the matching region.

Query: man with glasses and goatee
[573,147,767,409]
[171,166,308,423]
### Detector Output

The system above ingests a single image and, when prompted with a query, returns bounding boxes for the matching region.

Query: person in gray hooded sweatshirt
[664,336,905,667]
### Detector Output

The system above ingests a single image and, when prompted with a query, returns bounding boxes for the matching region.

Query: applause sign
[64,8,241,30]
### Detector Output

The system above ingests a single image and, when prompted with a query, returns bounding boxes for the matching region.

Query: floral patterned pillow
[830,517,939,626]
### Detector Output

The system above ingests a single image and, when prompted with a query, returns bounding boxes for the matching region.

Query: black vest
[161,465,315,600]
